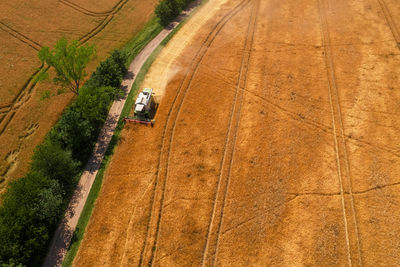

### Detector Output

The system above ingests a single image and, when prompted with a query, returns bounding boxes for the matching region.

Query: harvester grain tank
[124,88,156,126]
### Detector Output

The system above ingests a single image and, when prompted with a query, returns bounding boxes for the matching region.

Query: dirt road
[75,0,400,265]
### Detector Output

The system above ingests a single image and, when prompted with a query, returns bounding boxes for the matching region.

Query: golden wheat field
[74,0,400,265]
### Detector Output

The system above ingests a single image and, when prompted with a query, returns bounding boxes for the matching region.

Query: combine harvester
[124,88,157,126]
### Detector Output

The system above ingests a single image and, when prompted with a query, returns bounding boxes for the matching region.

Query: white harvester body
[134,88,153,114]
[124,88,156,126]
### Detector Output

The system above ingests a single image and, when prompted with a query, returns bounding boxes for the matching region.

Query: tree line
[0,41,126,266]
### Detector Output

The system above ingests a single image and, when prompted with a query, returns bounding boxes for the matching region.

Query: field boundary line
[317,0,363,266]
[377,0,400,49]
[136,1,252,266]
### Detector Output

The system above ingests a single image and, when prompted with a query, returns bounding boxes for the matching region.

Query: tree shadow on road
[86,113,119,174]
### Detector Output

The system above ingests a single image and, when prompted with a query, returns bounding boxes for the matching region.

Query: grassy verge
[62,4,203,266]
[121,17,163,67]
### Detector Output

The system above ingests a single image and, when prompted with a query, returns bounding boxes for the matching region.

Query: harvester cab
[124,88,156,126]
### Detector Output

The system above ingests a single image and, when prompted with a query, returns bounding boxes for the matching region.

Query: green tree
[75,86,122,129]
[86,50,127,88]
[31,141,79,192]
[38,38,96,95]
[88,59,124,88]
[0,259,25,267]
[155,0,192,26]
[109,50,127,74]
[0,172,63,265]
[155,0,177,26]
[50,108,94,162]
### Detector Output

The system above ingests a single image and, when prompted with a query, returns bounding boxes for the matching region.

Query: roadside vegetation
[0,44,126,266]
[0,1,197,266]
[155,0,195,26]
[37,39,96,96]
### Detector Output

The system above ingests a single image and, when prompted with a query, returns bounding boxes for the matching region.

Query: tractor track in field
[201,0,259,265]
[132,1,253,266]
[0,22,42,51]
[78,0,130,44]
[0,0,129,138]
[317,0,363,266]
[0,64,47,136]
[78,15,114,44]
[59,0,111,17]
[238,87,400,159]
[377,0,400,49]
[0,104,11,109]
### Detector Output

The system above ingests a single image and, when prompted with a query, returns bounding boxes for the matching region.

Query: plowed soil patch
[75,0,400,265]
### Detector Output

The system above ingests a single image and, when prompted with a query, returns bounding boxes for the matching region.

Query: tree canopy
[31,141,79,192]
[155,0,193,26]
[38,39,96,95]
[0,172,64,265]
